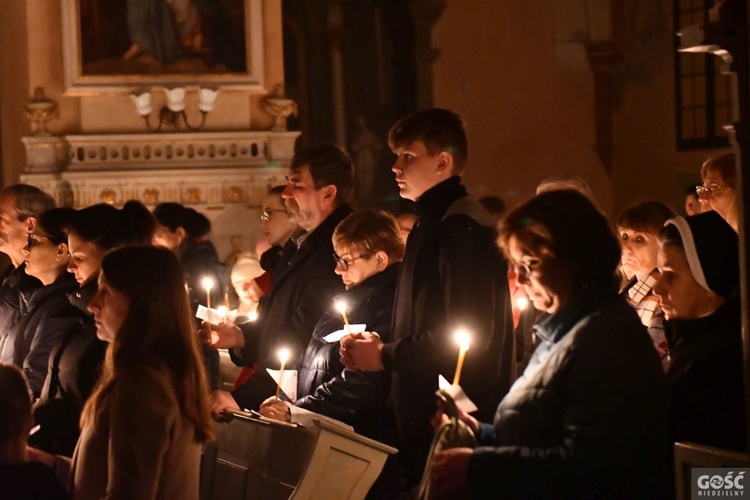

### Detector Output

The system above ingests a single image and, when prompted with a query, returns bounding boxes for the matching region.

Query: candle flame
[202,276,214,291]
[516,296,529,311]
[248,310,258,322]
[334,299,348,314]
[454,329,471,351]
[277,347,290,364]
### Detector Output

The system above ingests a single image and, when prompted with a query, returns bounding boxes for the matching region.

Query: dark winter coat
[380,177,514,485]
[13,273,81,397]
[666,297,746,452]
[180,238,228,391]
[230,204,351,409]
[468,289,672,499]
[0,263,42,363]
[295,264,399,440]
[30,279,106,457]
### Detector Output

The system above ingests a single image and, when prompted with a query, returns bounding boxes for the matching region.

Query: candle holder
[129,86,220,132]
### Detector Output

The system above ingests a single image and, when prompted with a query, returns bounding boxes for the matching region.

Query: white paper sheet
[266,368,298,402]
[322,324,367,343]
[195,305,237,324]
[438,375,478,413]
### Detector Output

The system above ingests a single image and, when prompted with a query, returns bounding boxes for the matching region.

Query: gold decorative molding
[185,187,202,204]
[227,186,243,203]
[100,189,117,205]
[143,188,159,205]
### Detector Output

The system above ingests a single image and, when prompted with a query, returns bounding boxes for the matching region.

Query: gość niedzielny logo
[696,470,746,497]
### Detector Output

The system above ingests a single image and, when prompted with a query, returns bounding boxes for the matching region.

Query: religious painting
[62,0,264,94]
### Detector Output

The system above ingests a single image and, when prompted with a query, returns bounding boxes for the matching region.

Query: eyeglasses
[260,208,288,222]
[696,183,728,198]
[512,258,541,280]
[27,233,55,249]
[332,252,369,271]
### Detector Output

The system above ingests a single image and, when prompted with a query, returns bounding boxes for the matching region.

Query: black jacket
[231,204,351,409]
[468,289,671,499]
[0,263,42,364]
[30,279,106,457]
[14,273,81,397]
[295,264,399,440]
[380,177,514,484]
[180,238,227,391]
[666,297,746,452]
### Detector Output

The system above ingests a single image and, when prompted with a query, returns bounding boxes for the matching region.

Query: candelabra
[130,86,220,132]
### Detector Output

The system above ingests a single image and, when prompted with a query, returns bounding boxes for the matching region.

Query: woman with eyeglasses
[14,208,81,399]
[28,202,154,457]
[697,152,738,232]
[429,190,671,498]
[257,185,297,279]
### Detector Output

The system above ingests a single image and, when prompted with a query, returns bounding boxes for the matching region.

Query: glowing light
[516,296,529,311]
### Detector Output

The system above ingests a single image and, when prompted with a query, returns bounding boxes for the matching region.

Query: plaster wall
[430,0,730,217]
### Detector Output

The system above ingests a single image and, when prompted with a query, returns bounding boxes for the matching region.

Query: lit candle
[217,306,228,319]
[515,295,529,311]
[202,276,214,309]
[275,348,290,399]
[334,299,351,335]
[452,329,471,386]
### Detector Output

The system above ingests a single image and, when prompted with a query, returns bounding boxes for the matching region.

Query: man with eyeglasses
[0,185,56,369]
[339,108,515,487]
[205,144,354,413]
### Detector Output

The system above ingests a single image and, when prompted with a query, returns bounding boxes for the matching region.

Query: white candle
[275,348,290,399]
[334,299,351,334]
[453,329,471,386]
[201,276,214,309]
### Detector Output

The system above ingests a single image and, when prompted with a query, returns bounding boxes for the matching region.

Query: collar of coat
[68,278,98,316]
[20,272,78,315]
[533,285,618,344]
[313,263,400,342]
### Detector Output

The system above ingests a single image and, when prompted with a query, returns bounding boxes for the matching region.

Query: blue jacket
[468,289,672,499]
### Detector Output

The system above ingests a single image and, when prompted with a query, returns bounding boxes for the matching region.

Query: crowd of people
[0,107,744,499]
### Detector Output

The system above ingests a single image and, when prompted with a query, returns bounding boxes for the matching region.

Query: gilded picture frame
[62,0,265,94]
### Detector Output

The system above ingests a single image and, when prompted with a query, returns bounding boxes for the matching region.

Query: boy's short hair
[0,364,32,442]
[333,209,405,263]
[388,108,468,174]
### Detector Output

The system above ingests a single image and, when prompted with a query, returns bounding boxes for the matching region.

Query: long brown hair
[81,246,213,442]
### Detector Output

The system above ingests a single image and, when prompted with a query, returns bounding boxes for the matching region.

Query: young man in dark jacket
[341,108,515,486]
[206,144,355,412]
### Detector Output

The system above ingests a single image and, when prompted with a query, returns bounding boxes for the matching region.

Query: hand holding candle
[334,299,351,335]
[275,348,290,399]
[202,276,214,309]
[452,329,471,386]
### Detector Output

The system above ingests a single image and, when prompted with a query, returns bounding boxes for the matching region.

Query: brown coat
[70,364,201,500]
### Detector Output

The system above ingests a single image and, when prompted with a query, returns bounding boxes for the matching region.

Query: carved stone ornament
[24,87,58,136]
[143,188,160,205]
[227,186,243,203]
[100,189,117,205]
[185,187,202,204]
[263,85,298,132]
